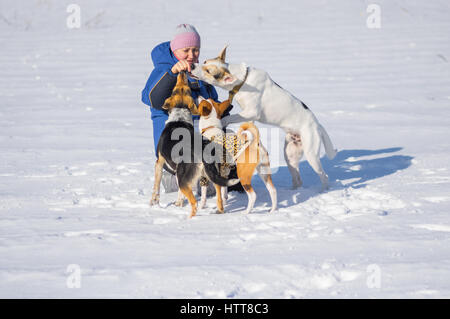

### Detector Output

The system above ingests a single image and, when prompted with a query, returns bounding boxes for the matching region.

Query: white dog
[190,46,337,190]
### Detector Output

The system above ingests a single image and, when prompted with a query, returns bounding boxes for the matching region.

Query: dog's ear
[198,100,212,116]
[216,100,232,118]
[218,45,228,62]
[189,100,199,115]
[197,95,206,105]
[177,71,188,85]
[162,97,172,110]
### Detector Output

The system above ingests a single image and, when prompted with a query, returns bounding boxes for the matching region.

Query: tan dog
[198,98,277,214]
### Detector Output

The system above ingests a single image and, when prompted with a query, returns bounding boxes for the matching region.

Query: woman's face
[174,46,200,64]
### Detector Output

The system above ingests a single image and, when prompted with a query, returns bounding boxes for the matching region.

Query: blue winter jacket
[142,41,219,153]
[141,41,219,112]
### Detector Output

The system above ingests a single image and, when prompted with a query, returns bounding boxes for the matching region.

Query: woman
[142,24,232,193]
[141,24,220,150]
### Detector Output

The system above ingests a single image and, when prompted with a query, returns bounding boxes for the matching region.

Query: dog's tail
[319,124,337,159]
[237,122,259,145]
[235,122,260,163]
[203,162,240,187]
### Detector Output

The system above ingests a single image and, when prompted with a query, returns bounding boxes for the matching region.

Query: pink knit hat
[170,24,201,52]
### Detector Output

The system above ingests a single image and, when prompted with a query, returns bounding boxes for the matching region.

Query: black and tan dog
[150,72,239,218]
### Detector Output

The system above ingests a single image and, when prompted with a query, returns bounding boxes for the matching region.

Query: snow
[1,0,450,298]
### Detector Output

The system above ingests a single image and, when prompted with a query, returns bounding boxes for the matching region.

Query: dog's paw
[291,180,303,190]
[149,194,160,206]
[149,200,159,206]
[320,185,330,193]
[175,199,185,207]
[188,208,197,219]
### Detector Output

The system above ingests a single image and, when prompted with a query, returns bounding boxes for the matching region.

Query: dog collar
[228,67,249,102]
[201,126,216,134]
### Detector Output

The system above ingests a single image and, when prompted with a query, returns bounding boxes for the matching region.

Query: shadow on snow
[225,147,413,213]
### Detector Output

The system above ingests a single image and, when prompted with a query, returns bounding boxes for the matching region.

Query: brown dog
[198,98,277,214]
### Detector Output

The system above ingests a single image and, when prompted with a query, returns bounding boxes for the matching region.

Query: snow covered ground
[0,0,449,298]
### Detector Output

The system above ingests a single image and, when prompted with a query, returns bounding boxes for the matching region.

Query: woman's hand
[171,60,192,74]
